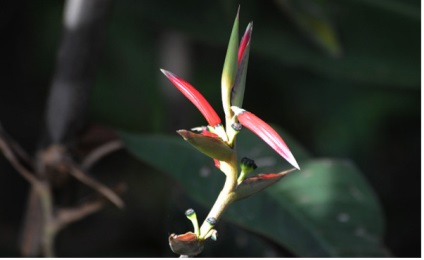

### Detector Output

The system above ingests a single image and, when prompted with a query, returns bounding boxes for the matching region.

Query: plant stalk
[198,154,238,238]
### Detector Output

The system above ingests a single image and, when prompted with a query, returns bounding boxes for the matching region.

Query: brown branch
[54,201,105,232]
[18,0,115,255]
[0,131,38,185]
[0,124,33,167]
[53,182,127,232]
[81,140,123,170]
[67,162,125,209]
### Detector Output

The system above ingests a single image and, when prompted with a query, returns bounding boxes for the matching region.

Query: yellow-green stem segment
[198,154,238,239]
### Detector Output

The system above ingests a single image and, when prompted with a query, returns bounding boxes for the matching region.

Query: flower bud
[237,157,257,184]
[185,208,200,236]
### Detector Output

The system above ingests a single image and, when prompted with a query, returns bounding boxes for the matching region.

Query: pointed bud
[169,232,204,256]
[161,69,222,127]
[221,9,240,123]
[234,168,296,201]
[231,22,253,109]
[231,106,300,170]
[185,208,200,236]
[177,130,234,162]
[238,22,253,64]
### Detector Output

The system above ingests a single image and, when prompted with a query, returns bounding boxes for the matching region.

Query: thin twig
[0,124,33,167]
[81,140,123,170]
[53,182,127,232]
[0,133,38,185]
[54,201,105,232]
[67,162,125,209]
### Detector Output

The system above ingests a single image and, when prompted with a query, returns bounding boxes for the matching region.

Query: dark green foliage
[0,0,419,257]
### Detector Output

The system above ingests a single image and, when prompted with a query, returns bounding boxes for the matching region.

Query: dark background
[0,0,420,257]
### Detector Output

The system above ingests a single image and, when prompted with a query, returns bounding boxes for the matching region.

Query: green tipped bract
[221,9,240,122]
[177,130,234,162]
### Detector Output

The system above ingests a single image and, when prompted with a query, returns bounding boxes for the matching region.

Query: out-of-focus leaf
[226,159,389,257]
[344,0,420,20]
[122,0,419,87]
[274,0,342,57]
[120,125,389,256]
[90,15,164,133]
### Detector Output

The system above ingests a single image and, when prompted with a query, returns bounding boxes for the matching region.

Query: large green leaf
[120,126,389,256]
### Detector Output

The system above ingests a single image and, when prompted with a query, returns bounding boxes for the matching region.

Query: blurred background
[0,0,420,257]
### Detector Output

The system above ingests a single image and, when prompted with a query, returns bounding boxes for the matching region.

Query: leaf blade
[120,126,388,256]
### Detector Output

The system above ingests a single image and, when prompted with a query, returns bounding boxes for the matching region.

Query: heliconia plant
[161,8,300,257]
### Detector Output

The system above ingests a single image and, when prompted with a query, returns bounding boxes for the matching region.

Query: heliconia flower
[234,168,296,201]
[231,106,300,170]
[161,69,222,127]
[221,10,254,125]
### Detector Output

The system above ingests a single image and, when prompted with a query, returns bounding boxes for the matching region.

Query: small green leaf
[275,0,342,57]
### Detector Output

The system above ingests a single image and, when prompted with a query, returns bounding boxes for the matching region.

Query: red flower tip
[231,106,300,170]
[161,69,222,127]
[238,22,253,64]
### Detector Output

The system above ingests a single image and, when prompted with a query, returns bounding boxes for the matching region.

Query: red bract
[161,69,222,127]
[232,106,300,170]
[238,23,253,64]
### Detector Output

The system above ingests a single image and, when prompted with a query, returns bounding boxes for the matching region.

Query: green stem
[198,154,238,239]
